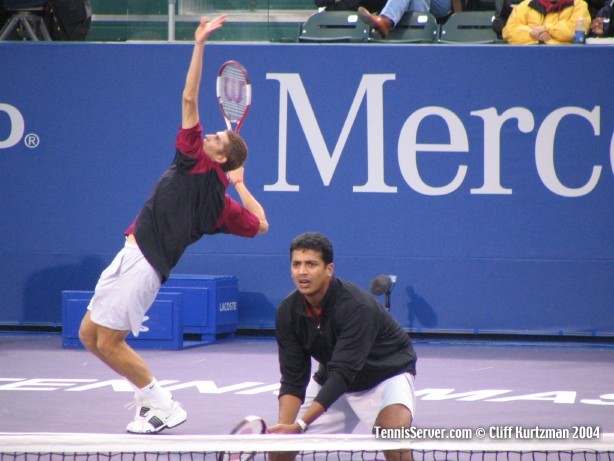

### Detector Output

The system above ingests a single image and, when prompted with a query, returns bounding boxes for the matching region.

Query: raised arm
[182,15,227,129]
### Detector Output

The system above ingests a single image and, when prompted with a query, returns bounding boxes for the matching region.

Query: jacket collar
[529,0,574,15]
[297,277,339,315]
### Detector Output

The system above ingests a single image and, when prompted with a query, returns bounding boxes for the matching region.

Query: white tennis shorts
[87,240,161,336]
[300,372,416,434]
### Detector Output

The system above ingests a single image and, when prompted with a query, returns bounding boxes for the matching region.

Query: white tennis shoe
[124,398,151,425]
[126,400,188,434]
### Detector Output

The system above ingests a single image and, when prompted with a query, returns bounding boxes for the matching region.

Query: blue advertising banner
[0,42,612,336]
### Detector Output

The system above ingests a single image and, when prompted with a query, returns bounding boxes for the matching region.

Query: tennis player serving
[269,233,416,461]
[78,15,269,434]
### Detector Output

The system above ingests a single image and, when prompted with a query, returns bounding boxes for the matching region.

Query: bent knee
[93,328,129,358]
[95,336,119,357]
[78,315,98,351]
[78,327,92,347]
[376,403,413,428]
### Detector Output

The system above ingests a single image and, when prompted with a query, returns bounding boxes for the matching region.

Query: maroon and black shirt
[126,123,259,282]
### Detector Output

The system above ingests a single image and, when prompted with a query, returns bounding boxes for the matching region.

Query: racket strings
[236,419,266,435]
[219,417,267,461]
[219,66,249,122]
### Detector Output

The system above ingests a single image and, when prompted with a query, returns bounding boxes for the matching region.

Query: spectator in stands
[357,0,457,37]
[590,0,613,35]
[78,15,269,435]
[315,0,387,13]
[268,232,417,461]
[585,0,606,22]
[502,0,590,43]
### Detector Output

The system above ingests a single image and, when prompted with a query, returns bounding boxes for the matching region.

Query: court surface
[1,334,613,437]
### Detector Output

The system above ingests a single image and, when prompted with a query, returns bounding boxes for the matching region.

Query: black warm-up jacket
[275,277,417,410]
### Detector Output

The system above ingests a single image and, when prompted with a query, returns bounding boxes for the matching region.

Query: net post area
[1,433,613,461]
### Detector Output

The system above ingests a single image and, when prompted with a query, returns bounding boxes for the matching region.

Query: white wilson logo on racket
[217,61,252,133]
[223,78,245,104]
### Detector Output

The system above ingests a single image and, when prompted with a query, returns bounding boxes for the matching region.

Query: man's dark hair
[222,130,248,172]
[290,232,334,265]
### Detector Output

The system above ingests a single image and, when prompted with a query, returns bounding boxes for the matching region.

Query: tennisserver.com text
[374,425,601,440]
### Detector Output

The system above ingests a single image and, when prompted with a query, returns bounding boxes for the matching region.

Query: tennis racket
[217,415,267,461]
[216,60,252,133]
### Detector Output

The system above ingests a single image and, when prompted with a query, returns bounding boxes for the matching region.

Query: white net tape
[1,433,613,454]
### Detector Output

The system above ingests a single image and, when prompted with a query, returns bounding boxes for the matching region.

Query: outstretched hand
[195,14,228,45]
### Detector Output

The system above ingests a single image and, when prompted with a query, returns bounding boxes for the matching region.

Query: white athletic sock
[138,378,174,411]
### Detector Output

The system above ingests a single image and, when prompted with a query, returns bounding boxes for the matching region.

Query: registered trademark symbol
[24,133,40,148]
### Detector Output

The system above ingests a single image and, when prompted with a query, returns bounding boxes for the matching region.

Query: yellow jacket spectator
[502,0,590,43]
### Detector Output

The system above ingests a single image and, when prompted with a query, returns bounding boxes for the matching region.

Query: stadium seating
[438,11,498,43]
[299,10,370,43]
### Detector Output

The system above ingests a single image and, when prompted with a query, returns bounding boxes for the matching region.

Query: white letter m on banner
[265,73,396,193]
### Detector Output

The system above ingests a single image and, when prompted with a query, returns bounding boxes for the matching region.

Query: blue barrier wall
[1,42,613,336]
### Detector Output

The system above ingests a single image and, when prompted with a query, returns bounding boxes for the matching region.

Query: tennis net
[1,432,613,461]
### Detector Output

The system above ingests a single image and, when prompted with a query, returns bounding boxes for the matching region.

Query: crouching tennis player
[78,15,268,434]
[269,233,417,461]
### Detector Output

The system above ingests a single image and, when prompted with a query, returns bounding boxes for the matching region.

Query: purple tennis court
[2,334,612,439]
